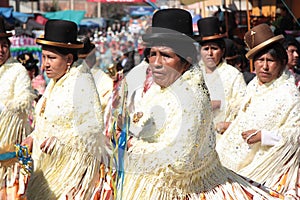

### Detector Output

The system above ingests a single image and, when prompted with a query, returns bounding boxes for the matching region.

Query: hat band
[201,33,227,41]
[225,55,239,60]
[0,33,12,38]
[36,38,83,49]
[245,34,284,59]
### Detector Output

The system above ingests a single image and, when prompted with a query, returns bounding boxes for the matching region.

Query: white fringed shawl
[217,71,300,198]
[199,61,246,124]
[122,66,276,200]
[0,58,34,189]
[27,64,107,200]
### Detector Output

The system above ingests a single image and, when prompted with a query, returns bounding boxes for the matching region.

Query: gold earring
[67,64,71,72]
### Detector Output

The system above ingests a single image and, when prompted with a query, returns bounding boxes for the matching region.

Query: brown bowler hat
[195,17,226,42]
[244,23,284,59]
[0,16,12,38]
[36,19,83,49]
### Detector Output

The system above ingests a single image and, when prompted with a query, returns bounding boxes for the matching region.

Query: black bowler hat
[0,16,12,38]
[196,16,226,43]
[224,38,239,60]
[36,20,83,49]
[78,36,96,58]
[142,8,198,64]
[142,8,195,42]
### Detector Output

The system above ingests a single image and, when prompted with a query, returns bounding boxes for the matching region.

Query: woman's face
[200,42,224,70]
[148,46,189,88]
[41,47,72,80]
[286,44,299,69]
[0,38,10,66]
[254,52,282,85]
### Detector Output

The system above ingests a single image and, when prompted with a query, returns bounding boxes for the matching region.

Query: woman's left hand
[241,130,261,144]
[40,136,57,154]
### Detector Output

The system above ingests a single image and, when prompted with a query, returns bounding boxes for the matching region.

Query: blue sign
[129,6,154,16]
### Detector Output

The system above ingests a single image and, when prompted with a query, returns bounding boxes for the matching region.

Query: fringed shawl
[122,66,277,200]
[27,64,108,199]
[0,58,35,189]
[217,71,300,198]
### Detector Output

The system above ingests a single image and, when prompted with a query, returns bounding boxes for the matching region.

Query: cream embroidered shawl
[121,66,276,200]
[200,61,246,124]
[27,64,107,199]
[216,71,300,197]
[0,58,34,188]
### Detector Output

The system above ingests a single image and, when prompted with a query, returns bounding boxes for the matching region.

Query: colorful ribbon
[0,144,33,174]
[106,69,129,200]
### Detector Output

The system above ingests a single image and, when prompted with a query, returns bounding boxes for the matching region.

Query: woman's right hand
[215,122,231,134]
[21,136,33,152]
[211,100,221,111]
[40,136,57,154]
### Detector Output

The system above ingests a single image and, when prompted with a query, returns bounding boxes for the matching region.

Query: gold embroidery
[242,98,251,112]
[133,112,143,123]
[40,97,47,116]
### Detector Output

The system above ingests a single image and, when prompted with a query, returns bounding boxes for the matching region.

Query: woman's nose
[262,60,269,70]
[42,58,50,69]
[153,55,163,66]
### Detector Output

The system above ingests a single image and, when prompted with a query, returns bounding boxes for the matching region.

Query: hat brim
[225,55,239,60]
[0,33,12,38]
[143,32,195,43]
[195,33,227,43]
[36,38,83,49]
[246,35,285,59]
[143,26,197,42]
[78,47,96,59]
[78,44,96,58]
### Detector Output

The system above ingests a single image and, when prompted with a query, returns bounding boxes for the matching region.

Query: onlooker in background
[126,47,150,105]
[17,52,39,80]
[272,5,294,35]
[78,36,113,112]
[0,16,35,199]
[196,17,246,137]
[122,40,136,74]
[17,52,46,98]
[224,38,256,84]
[283,36,300,88]
[17,52,42,127]
[217,23,300,199]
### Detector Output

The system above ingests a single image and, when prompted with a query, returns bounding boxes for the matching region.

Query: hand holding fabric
[241,130,261,144]
[40,136,57,154]
[21,136,33,152]
[216,121,231,134]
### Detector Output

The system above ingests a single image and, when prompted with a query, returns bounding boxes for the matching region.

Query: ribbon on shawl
[142,66,153,96]
[0,144,33,174]
[106,64,129,200]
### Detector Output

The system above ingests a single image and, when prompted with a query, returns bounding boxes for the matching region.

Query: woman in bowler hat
[78,36,113,112]
[0,17,35,199]
[121,9,280,200]
[217,23,300,199]
[196,17,246,138]
[22,19,109,199]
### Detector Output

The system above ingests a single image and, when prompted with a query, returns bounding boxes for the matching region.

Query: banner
[87,0,156,3]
